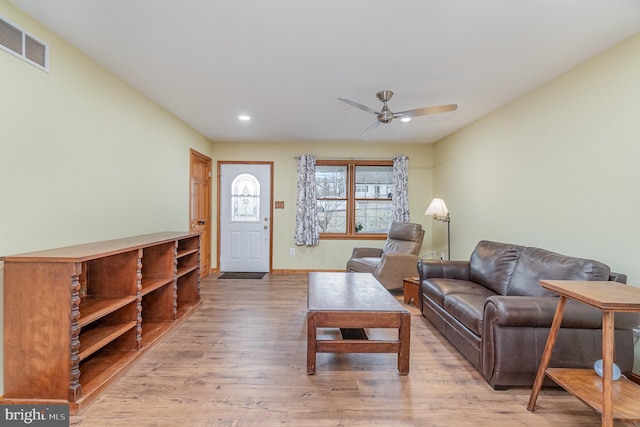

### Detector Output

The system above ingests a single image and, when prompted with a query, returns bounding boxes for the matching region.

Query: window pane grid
[231,173,260,222]
[316,165,348,233]
[355,166,394,199]
[355,200,392,233]
[316,160,392,237]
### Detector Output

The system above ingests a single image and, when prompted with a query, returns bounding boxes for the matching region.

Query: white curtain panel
[294,154,320,246]
[392,155,410,223]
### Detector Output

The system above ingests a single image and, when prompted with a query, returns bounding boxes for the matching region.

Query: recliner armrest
[349,247,383,259]
[610,272,627,283]
[374,253,420,290]
[417,260,470,281]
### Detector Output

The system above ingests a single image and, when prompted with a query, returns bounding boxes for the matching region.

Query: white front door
[219,163,272,272]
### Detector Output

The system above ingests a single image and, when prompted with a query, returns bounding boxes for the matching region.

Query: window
[230,173,260,222]
[316,160,393,239]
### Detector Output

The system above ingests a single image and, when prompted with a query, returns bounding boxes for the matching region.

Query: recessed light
[400,117,411,123]
[238,115,251,121]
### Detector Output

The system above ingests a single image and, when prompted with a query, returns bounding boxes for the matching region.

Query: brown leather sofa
[417,240,639,389]
[346,222,425,291]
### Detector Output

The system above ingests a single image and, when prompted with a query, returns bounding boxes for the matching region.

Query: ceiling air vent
[0,15,48,71]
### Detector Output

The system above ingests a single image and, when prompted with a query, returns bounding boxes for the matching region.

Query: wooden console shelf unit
[527,280,640,427]
[2,232,202,414]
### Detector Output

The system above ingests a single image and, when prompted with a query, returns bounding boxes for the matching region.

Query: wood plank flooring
[70,273,638,426]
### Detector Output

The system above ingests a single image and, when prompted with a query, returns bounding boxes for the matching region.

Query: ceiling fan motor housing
[376,90,394,102]
[376,91,395,122]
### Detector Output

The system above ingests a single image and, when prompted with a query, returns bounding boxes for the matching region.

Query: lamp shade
[425,198,449,216]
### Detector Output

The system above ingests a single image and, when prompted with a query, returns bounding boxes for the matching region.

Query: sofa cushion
[444,293,486,336]
[422,278,496,308]
[507,247,611,297]
[469,241,521,295]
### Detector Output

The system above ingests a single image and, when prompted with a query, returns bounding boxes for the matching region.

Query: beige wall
[432,34,640,372]
[432,33,640,283]
[211,141,434,271]
[0,1,212,393]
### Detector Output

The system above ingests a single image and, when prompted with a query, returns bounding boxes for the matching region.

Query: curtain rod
[293,155,408,160]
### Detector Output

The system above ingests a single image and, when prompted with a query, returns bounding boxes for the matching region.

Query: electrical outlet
[440,252,445,260]
[289,247,295,256]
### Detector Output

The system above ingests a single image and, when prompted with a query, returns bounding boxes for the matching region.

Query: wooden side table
[527,280,640,427]
[403,277,420,306]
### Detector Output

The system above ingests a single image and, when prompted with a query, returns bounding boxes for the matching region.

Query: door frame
[217,161,274,273]
[190,149,212,277]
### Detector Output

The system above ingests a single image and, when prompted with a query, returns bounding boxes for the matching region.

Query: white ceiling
[11,1,640,144]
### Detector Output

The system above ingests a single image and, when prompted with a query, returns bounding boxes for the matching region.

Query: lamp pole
[446,214,450,260]
[425,198,451,261]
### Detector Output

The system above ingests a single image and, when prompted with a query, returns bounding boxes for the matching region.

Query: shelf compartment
[142,280,175,322]
[176,300,201,320]
[177,251,198,274]
[177,236,199,258]
[141,277,174,296]
[546,368,640,421]
[142,320,173,347]
[77,348,138,407]
[141,242,175,294]
[85,250,139,297]
[177,264,198,278]
[79,321,137,361]
[177,247,198,258]
[79,296,137,328]
[177,268,200,303]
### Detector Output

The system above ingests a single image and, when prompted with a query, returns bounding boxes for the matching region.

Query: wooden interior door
[190,149,212,278]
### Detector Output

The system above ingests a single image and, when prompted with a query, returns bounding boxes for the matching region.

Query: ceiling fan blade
[394,104,458,119]
[360,120,382,137]
[338,97,380,115]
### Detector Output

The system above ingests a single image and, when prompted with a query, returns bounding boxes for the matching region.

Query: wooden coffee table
[307,272,411,375]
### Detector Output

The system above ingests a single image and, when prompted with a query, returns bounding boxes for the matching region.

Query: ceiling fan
[338,90,457,136]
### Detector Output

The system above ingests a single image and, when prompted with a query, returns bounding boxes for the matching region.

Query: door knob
[264,225,268,229]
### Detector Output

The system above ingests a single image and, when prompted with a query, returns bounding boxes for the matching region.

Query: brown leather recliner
[417,240,640,389]
[346,222,425,291]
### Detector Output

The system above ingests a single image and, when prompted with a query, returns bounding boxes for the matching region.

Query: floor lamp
[425,198,450,260]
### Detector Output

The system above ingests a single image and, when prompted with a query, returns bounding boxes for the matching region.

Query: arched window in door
[231,173,260,222]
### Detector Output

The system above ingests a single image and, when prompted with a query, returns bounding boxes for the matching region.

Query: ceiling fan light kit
[338,90,457,136]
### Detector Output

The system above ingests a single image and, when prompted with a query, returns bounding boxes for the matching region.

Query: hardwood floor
[71,274,637,426]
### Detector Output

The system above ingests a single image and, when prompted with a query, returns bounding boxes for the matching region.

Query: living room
[2,1,640,425]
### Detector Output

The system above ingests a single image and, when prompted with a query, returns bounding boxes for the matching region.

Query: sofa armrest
[374,253,420,290]
[417,260,470,281]
[349,247,383,259]
[482,295,640,329]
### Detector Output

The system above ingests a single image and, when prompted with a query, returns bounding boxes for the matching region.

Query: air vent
[0,15,48,71]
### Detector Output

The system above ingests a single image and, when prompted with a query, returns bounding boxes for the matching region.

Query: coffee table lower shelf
[545,368,640,421]
[306,310,410,375]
